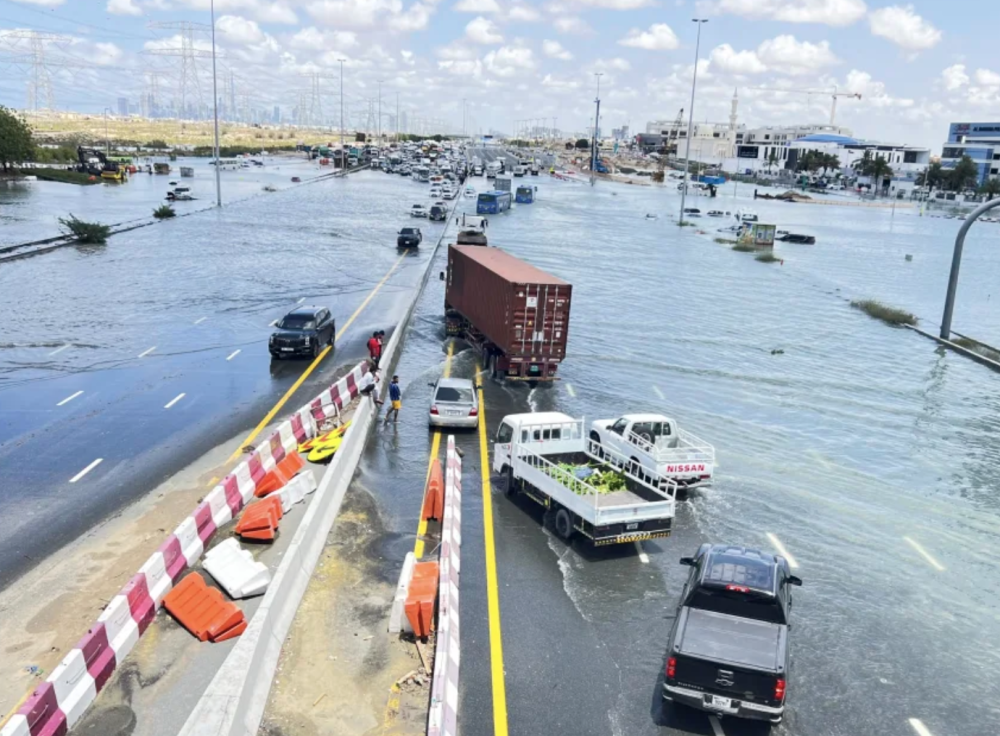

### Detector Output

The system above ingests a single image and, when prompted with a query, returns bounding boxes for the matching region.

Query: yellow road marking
[1,693,30,729]
[226,252,408,463]
[414,341,455,559]
[477,366,509,736]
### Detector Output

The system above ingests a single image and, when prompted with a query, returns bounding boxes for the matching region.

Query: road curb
[175,194,460,736]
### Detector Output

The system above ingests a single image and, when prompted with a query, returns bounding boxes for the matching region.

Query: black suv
[269,306,335,359]
[397,227,423,248]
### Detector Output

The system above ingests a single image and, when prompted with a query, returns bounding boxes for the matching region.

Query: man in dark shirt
[384,375,402,425]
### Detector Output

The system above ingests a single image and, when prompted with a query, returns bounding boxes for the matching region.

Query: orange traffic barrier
[404,560,439,639]
[421,460,444,522]
[235,496,283,541]
[163,572,247,642]
[254,452,305,497]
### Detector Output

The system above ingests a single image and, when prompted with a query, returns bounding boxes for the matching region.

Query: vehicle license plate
[447,410,462,416]
[281,348,294,352]
[707,695,732,710]
[626,523,639,531]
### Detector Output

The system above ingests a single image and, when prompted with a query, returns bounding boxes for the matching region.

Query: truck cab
[589,413,714,489]
[664,544,802,724]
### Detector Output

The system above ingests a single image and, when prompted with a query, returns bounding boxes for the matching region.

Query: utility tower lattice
[145,22,213,118]
[0,30,77,110]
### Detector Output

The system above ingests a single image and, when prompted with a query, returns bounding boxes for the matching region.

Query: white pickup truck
[589,414,715,490]
[493,412,678,545]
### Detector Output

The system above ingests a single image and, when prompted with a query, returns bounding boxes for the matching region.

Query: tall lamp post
[103,107,111,156]
[338,59,346,167]
[591,72,603,184]
[377,79,383,147]
[679,18,707,225]
[210,0,222,207]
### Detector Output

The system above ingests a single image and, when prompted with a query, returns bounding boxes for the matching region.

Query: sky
[0,0,995,149]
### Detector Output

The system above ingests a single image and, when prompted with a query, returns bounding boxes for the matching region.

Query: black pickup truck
[663,544,802,724]
[397,227,423,248]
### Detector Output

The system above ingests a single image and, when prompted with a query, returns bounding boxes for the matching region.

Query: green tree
[916,161,946,192]
[949,155,979,192]
[980,177,1000,199]
[0,105,34,172]
[575,138,590,150]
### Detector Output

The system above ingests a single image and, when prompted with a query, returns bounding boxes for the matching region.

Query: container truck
[445,245,572,381]
[493,413,677,545]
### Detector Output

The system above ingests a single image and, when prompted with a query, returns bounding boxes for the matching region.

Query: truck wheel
[503,466,518,498]
[554,508,574,541]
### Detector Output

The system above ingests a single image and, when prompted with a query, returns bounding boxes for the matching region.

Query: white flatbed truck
[589,413,715,490]
[493,412,678,545]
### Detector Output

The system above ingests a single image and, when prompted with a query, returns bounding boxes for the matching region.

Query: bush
[18,168,99,185]
[678,220,695,227]
[153,204,176,219]
[59,214,111,244]
[953,337,1000,362]
[732,243,757,252]
[850,299,917,327]
[715,237,737,245]
[755,252,780,263]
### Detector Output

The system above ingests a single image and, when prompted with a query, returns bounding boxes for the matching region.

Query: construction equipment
[744,86,861,125]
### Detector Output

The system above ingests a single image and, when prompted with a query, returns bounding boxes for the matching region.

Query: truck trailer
[445,245,572,382]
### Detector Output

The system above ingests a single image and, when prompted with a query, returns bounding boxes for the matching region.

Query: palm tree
[868,156,893,197]
[980,177,1000,199]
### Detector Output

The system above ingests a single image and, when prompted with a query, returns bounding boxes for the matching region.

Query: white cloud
[106,0,141,15]
[705,0,867,27]
[843,68,913,107]
[307,0,432,31]
[553,16,591,34]
[8,0,64,5]
[466,16,503,44]
[508,3,541,20]
[92,42,123,66]
[709,43,767,74]
[592,57,631,71]
[618,23,679,50]
[542,39,573,60]
[569,0,654,7]
[167,0,297,24]
[255,2,298,23]
[389,2,434,31]
[291,26,358,50]
[438,58,483,77]
[756,35,838,75]
[401,49,415,64]
[484,45,534,76]
[975,68,1000,87]
[217,14,264,45]
[868,5,941,52]
[541,73,580,89]
[437,43,477,59]
[454,0,500,11]
[941,64,968,91]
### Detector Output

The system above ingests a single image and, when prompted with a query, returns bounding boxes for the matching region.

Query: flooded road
[356,155,1000,736]
[0,169,448,588]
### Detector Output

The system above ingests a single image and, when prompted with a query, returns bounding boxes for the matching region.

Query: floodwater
[355,158,1000,736]
[0,155,321,246]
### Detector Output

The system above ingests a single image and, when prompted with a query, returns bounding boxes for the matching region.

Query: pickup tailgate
[673,608,784,702]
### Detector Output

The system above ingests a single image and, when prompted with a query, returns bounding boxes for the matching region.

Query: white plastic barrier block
[174,516,204,568]
[48,649,97,728]
[278,422,297,455]
[297,406,317,440]
[255,441,275,473]
[203,539,271,599]
[138,552,172,606]
[234,462,255,503]
[97,595,140,660]
[204,485,233,529]
[0,714,30,736]
[388,552,417,635]
[277,473,309,513]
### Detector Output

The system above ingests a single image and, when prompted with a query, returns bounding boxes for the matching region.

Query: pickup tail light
[430,405,439,415]
[469,407,478,416]
[726,584,750,593]
[666,657,676,679]
[774,678,786,703]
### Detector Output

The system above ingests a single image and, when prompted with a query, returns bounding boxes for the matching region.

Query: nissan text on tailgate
[663,544,802,724]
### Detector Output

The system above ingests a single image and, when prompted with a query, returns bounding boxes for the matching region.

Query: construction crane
[651,107,683,183]
[744,86,861,125]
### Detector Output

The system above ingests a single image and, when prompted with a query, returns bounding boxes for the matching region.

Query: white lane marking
[137,346,157,358]
[634,541,649,564]
[566,383,576,398]
[269,320,278,327]
[57,390,84,407]
[226,349,241,361]
[70,458,103,483]
[48,344,71,356]
[194,316,207,325]
[164,393,186,409]
[296,297,306,304]
[904,536,945,571]
[653,385,664,400]
[708,715,725,736]
[908,718,934,736]
[766,532,799,569]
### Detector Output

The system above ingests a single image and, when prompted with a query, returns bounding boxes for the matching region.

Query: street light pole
[338,59,346,167]
[463,98,467,139]
[377,79,383,147]
[591,73,603,184]
[940,197,1000,339]
[210,0,222,207]
[679,18,708,225]
[103,107,110,156]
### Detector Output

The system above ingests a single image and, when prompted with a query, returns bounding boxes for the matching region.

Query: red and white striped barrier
[0,360,371,736]
[428,436,462,736]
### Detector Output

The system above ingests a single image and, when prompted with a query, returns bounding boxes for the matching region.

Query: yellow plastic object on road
[302,421,352,463]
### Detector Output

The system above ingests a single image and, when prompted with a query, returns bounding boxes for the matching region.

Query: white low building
[723,124,854,173]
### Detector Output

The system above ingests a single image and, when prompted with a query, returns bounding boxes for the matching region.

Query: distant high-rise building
[117,97,128,117]
[273,106,280,124]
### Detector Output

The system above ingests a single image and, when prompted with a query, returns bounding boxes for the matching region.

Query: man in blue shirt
[384,375,402,425]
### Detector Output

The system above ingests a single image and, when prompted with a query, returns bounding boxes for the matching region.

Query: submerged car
[269,306,335,359]
[410,204,428,218]
[398,227,423,247]
[429,377,479,428]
